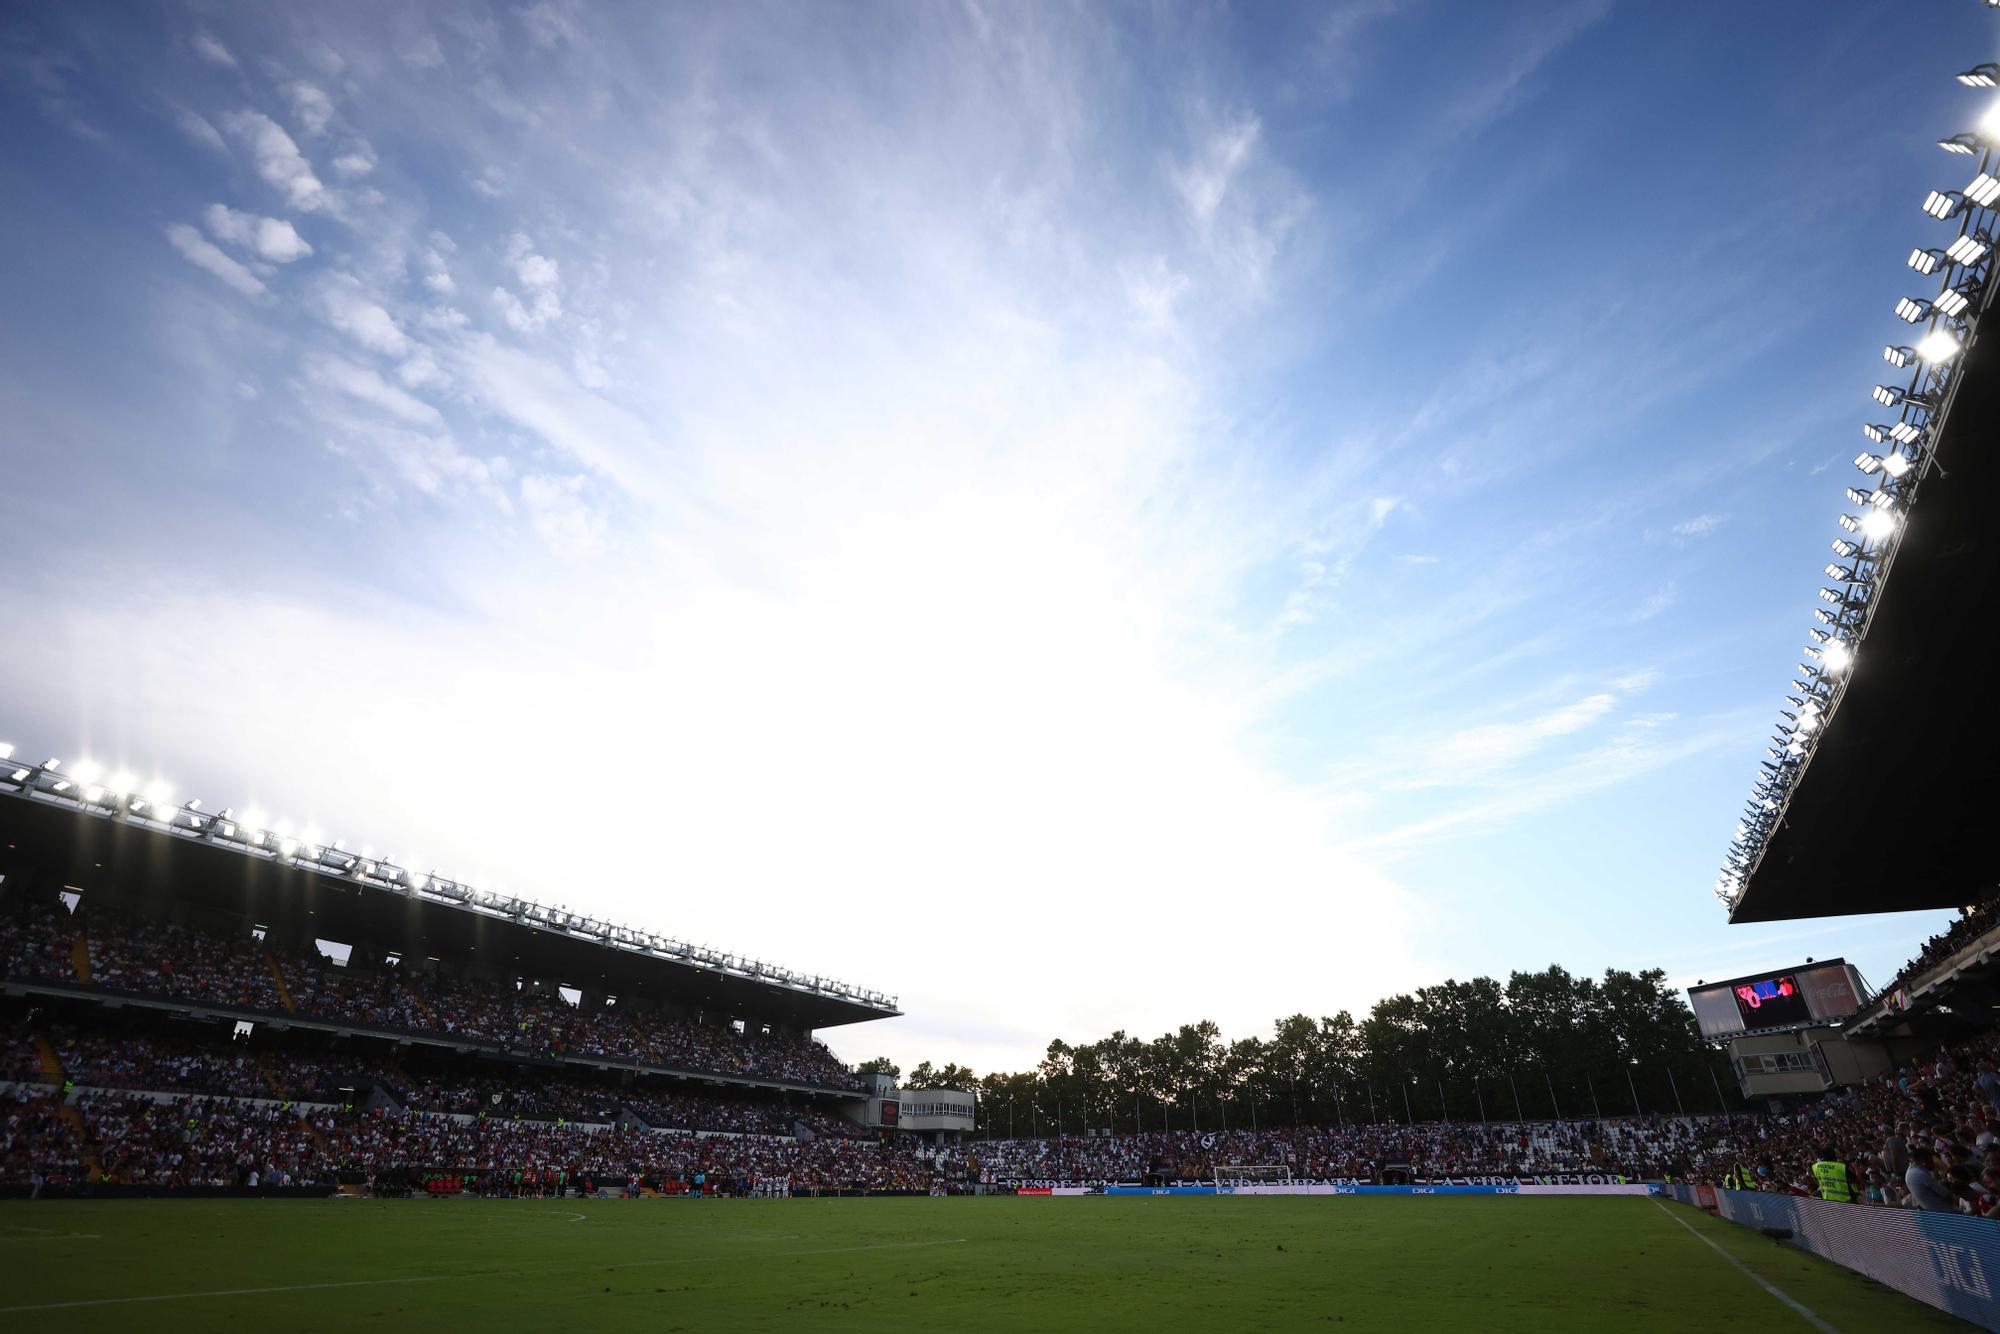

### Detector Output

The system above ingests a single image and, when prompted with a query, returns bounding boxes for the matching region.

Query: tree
[900,959,1737,1136]
[855,1056,900,1077]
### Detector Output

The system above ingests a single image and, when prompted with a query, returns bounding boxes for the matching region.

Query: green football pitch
[0,1195,1971,1332]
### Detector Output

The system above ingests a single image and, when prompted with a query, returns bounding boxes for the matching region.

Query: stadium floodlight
[1969,173,2000,208]
[1941,133,1982,155]
[1885,344,1916,367]
[1860,508,1897,541]
[1924,191,1966,220]
[1894,296,1932,323]
[1935,286,1973,318]
[5,768,25,784]
[1830,538,1859,558]
[1947,233,1991,265]
[1822,640,1853,673]
[1853,452,1883,475]
[1880,451,1912,478]
[1887,420,1922,444]
[1863,422,1890,443]
[1909,247,1946,274]
[68,759,101,785]
[1961,65,2000,90]
[1824,562,1849,581]
[1917,328,1963,362]
[1868,487,1895,509]
[1819,587,1844,604]
[1845,486,1873,506]
[0,743,10,761]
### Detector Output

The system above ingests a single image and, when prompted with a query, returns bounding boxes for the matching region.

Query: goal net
[1215,1164,1296,1188]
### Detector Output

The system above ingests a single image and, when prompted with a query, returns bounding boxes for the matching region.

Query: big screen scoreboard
[1687,960,1866,1038]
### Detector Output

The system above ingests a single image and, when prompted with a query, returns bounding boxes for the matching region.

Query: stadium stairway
[69,928,90,985]
[252,1053,288,1101]
[37,1037,105,1182]
[398,976,440,1029]
[262,952,297,1012]
[32,1033,64,1085]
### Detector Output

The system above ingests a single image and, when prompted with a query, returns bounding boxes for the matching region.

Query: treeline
[865,966,1738,1137]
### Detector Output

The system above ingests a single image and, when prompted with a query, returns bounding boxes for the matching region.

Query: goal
[1214,1164,1296,1189]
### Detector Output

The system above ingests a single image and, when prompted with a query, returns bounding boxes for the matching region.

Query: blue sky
[1,2,1993,1072]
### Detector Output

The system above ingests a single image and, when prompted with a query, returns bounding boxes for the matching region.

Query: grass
[0,1195,1972,1332]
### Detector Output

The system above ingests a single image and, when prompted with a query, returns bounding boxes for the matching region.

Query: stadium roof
[1845,918,2000,1040]
[1726,291,1999,923]
[0,765,899,1028]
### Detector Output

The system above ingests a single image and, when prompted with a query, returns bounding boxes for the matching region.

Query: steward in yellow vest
[1811,1146,1854,1203]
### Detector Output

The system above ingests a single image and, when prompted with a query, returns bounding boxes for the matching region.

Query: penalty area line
[0,1236,971,1313]
[1650,1197,1837,1334]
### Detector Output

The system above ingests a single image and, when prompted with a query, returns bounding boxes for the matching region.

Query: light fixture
[1917,328,1963,362]
[1859,509,1897,541]
[1940,133,1981,156]
[0,743,11,761]
[1946,233,1990,265]
[1888,420,1921,444]
[1884,345,1915,367]
[1863,422,1890,443]
[1822,640,1853,673]
[1880,451,1911,478]
[1973,175,2000,208]
[1853,453,1882,475]
[1960,64,2000,90]
[1909,247,1945,275]
[1845,487,1872,506]
[1831,538,1859,558]
[1935,286,1972,318]
[1924,191,1965,221]
[1838,511,1864,531]
[1868,488,1895,509]
[1894,296,1931,322]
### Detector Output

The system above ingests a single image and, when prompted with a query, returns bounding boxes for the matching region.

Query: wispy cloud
[222,109,327,212]
[1671,513,1726,542]
[164,222,265,296]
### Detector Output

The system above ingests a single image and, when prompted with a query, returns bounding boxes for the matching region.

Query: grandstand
[0,748,976,1197]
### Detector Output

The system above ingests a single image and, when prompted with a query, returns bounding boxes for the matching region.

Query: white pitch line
[0,1274,457,1313]
[0,1236,970,1313]
[1650,1197,1838,1334]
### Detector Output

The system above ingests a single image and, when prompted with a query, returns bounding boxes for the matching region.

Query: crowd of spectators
[14,1033,2000,1210]
[961,1117,1705,1185]
[1875,894,2000,1002]
[1,1088,937,1195]
[3,1007,848,1141]
[1679,1028,2000,1215]
[1,899,860,1091]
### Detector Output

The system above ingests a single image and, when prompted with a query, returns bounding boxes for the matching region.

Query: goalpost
[1214,1164,1296,1191]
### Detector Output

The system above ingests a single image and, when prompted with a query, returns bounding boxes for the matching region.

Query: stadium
[4,3,2000,1333]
